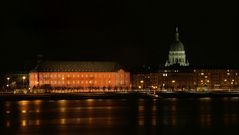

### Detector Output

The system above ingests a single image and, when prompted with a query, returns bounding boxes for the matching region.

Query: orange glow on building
[29,61,130,92]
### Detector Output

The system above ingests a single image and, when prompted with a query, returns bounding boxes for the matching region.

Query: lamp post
[6,77,10,87]
[22,76,26,89]
[172,80,176,91]
[140,80,144,90]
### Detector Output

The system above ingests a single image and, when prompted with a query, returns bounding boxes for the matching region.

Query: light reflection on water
[0,98,239,135]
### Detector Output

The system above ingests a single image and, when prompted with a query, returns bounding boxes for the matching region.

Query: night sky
[0,0,238,72]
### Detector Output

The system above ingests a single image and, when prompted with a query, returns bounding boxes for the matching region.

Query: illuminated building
[132,68,239,91]
[29,61,130,92]
[165,27,189,67]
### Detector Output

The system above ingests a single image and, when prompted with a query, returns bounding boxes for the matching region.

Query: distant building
[132,68,239,91]
[165,27,189,67]
[29,61,131,92]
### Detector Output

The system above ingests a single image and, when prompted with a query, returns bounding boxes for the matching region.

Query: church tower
[165,27,189,67]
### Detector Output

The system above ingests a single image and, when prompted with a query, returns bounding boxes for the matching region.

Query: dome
[170,40,185,51]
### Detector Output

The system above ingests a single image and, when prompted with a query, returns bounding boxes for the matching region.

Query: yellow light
[172,80,175,83]
[138,86,142,89]
[6,110,11,114]
[22,110,27,113]
[22,120,27,127]
[22,76,26,80]
[7,77,10,80]
[224,79,227,82]
[140,80,144,83]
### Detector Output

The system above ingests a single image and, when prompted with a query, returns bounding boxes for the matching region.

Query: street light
[172,80,176,91]
[22,76,26,89]
[6,77,10,88]
[140,80,144,89]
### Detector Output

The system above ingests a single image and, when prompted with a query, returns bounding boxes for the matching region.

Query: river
[1,97,239,135]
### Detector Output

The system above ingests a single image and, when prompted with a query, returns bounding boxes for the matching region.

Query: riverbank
[1,92,239,100]
[0,92,152,101]
[157,91,239,98]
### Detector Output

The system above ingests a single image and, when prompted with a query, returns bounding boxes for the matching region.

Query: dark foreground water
[1,97,239,135]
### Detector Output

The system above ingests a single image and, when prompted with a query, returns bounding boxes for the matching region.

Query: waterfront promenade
[1,90,239,100]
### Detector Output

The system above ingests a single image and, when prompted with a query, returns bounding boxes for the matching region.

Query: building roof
[170,41,185,51]
[32,61,121,72]
[170,27,185,51]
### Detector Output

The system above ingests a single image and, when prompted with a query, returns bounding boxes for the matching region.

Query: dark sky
[0,0,238,71]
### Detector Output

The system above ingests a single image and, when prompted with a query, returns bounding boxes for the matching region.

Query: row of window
[36,80,127,85]
[33,74,127,78]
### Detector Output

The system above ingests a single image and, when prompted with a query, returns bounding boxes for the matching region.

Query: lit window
[227,73,230,76]
[201,73,204,76]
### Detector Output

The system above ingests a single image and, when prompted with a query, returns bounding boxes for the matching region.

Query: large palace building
[29,61,130,92]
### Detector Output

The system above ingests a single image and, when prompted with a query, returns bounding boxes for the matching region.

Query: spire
[175,27,179,41]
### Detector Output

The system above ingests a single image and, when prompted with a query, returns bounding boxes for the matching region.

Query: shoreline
[0,93,151,101]
[1,92,239,100]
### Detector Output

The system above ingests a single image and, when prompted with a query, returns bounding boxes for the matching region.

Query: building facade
[132,68,239,91]
[29,61,131,92]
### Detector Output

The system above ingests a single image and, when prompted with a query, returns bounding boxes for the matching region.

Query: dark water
[1,97,239,135]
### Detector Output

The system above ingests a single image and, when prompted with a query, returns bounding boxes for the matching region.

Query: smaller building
[132,67,239,92]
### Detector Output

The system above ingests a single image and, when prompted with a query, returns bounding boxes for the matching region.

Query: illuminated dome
[170,40,185,51]
[165,27,189,67]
